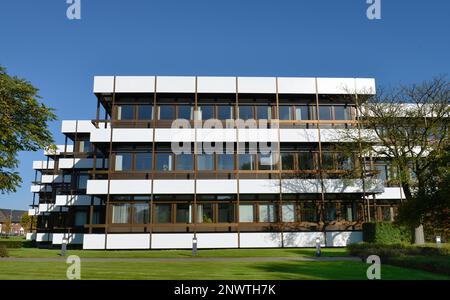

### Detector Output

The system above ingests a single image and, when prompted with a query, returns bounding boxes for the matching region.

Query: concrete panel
[115,76,155,93]
[197,76,236,93]
[83,234,106,250]
[106,234,150,249]
[239,232,282,248]
[151,233,194,249]
[196,180,238,194]
[277,77,316,94]
[196,233,238,248]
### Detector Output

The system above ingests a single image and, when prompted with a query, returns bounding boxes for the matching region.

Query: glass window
[218,203,234,223]
[135,153,152,171]
[176,204,191,223]
[259,204,276,222]
[77,174,89,189]
[301,202,316,222]
[117,105,134,120]
[319,106,332,120]
[334,106,347,120]
[74,211,87,226]
[217,154,234,170]
[199,105,214,120]
[158,105,175,120]
[239,154,255,170]
[375,165,388,182]
[257,106,271,120]
[324,202,336,221]
[178,105,193,120]
[197,154,214,170]
[282,204,296,222]
[295,105,309,120]
[112,204,130,224]
[115,153,133,171]
[175,154,193,170]
[156,153,173,171]
[279,106,292,120]
[341,203,354,222]
[239,204,254,222]
[217,105,233,120]
[258,153,275,170]
[281,153,294,170]
[197,204,214,223]
[336,153,352,170]
[155,204,171,223]
[133,204,150,224]
[138,105,152,120]
[78,140,91,153]
[299,152,314,170]
[238,106,253,120]
[322,152,334,169]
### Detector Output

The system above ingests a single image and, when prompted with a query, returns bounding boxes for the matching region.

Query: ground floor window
[197,204,214,223]
[155,204,171,223]
[133,203,150,224]
[218,203,234,223]
[176,204,192,223]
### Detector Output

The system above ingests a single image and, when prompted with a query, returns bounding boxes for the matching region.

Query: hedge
[0,245,8,257]
[347,242,449,260]
[362,222,412,244]
[0,240,34,248]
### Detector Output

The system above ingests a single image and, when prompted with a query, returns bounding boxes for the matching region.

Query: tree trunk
[414,224,425,244]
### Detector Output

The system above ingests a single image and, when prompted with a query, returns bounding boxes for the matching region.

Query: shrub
[362,222,412,244]
[387,256,450,276]
[347,242,449,260]
[0,245,8,257]
[0,239,34,248]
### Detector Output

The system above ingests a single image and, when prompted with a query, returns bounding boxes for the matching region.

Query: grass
[0,260,448,280]
[7,247,348,258]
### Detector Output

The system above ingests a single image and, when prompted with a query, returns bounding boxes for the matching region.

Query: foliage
[2,216,12,236]
[362,222,412,244]
[0,245,8,257]
[347,242,449,260]
[387,255,450,276]
[0,66,56,193]
[20,212,36,233]
[0,239,34,248]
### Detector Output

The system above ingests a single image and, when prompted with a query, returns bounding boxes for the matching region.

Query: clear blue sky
[0,0,449,210]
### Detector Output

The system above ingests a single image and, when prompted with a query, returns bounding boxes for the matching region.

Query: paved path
[0,256,360,262]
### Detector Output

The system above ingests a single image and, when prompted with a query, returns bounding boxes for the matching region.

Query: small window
[258,153,275,170]
[74,211,87,226]
[218,203,234,223]
[238,106,254,120]
[117,105,134,120]
[279,106,292,120]
[112,204,130,224]
[217,154,234,170]
[239,204,254,223]
[299,152,314,170]
[324,202,336,221]
[301,202,317,222]
[135,153,152,171]
[158,105,175,120]
[138,105,153,120]
[155,204,171,223]
[197,204,214,223]
[156,153,173,171]
[319,106,332,120]
[259,204,276,222]
[295,105,308,120]
[257,106,272,120]
[282,204,296,222]
[133,204,150,224]
[175,154,194,170]
[238,154,255,170]
[281,153,295,170]
[334,106,347,120]
[77,174,89,189]
[217,106,233,120]
[199,106,214,120]
[115,153,133,171]
[178,105,193,120]
[197,154,214,170]
[176,204,191,223]
[322,152,334,170]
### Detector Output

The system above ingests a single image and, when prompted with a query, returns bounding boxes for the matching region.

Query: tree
[0,66,56,193]
[20,212,37,234]
[341,76,449,243]
[2,216,12,237]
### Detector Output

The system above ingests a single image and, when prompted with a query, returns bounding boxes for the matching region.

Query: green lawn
[0,260,448,280]
[7,247,347,258]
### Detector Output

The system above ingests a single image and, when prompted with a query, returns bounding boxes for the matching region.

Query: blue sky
[0,0,449,210]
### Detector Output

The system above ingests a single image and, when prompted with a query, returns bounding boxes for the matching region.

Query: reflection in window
[279,106,292,120]
[178,105,193,120]
[258,153,275,170]
[138,105,152,120]
[217,106,233,120]
[133,204,150,224]
[340,203,354,222]
[77,174,89,189]
[217,154,234,170]
[282,204,296,222]
[112,204,130,224]
[281,153,294,170]
[78,140,91,153]
[257,106,272,120]
[117,105,134,120]
[176,204,191,223]
[239,204,254,222]
[295,106,309,120]
[239,154,255,170]
[199,106,214,120]
[324,202,336,221]
[319,106,332,120]
[218,203,234,223]
[301,202,316,222]
[155,204,171,223]
[197,154,214,170]
[334,106,347,120]
[74,211,87,226]
[299,152,314,170]
[197,203,213,223]
[115,153,133,171]
[175,154,193,170]
[158,105,175,120]
[135,153,152,171]
[259,204,276,222]
[322,152,334,169]
[238,106,253,120]
[156,153,173,171]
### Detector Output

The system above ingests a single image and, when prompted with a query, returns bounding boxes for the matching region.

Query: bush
[387,256,450,276]
[0,239,34,248]
[362,222,412,244]
[347,242,449,260]
[0,245,8,257]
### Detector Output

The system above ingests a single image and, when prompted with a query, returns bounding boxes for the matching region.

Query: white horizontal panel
[30,185,52,193]
[239,179,280,194]
[44,144,73,156]
[61,120,95,133]
[281,179,322,193]
[325,231,363,247]
[375,187,404,199]
[197,233,238,248]
[52,233,84,245]
[277,77,316,94]
[59,158,108,169]
[154,128,195,142]
[93,76,114,93]
[26,232,36,241]
[151,233,194,249]
[107,234,150,249]
[238,77,276,94]
[156,76,196,93]
[237,129,278,142]
[90,128,111,142]
[28,208,37,216]
[196,180,238,194]
[240,232,282,248]
[83,234,106,249]
[283,232,325,247]
[115,76,155,93]
[36,233,52,242]
[316,78,355,94]
[32,160,54,170]
[280,129,319,142]
[153,180,195,194]
[196,128,237,142]
[113,129,153,142]
[322,179,384,193]
[41,174,71,184]
[55,195,101,206]
[355,78,376,94]
[109,180,152,194]
[86,180,108,194]
[197,76,236,93]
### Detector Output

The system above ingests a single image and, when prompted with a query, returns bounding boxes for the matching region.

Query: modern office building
[27,76,404,249]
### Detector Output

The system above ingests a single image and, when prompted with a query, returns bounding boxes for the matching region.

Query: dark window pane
[133,204,149,224]
[178,105,193,120]
[115,153,133,171]
[218,203,234,222]
[176,154,193,170]
[322,152,334,169]
[239,106,253,120]
[197,204,213,223]
[156,153,173,171]
[77,174,89,189]
[137,105,152,120]
[217,154,234,170]
[159,105,175,120]
[294,106,309,120]
[299,152,314,170]
[281,153,294,170]
[257,106,271,119]
[279,106,292,120]
[334,106,347,120]
[239,154,255,170]
[301,202,316,222]
[118,105,134,120]
[319,106,332,120]
[176,204,191,223]
[325,203,336,221]
[155,204,171,223]
[200,106,214,120]
[197,154,214,170]
[135,153,152,171]
[217,106,233,120]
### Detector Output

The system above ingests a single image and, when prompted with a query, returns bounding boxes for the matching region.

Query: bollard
[61,237,68,257]
[436,236,442,249]
[192,237,198,256]
[315,237,321,257]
